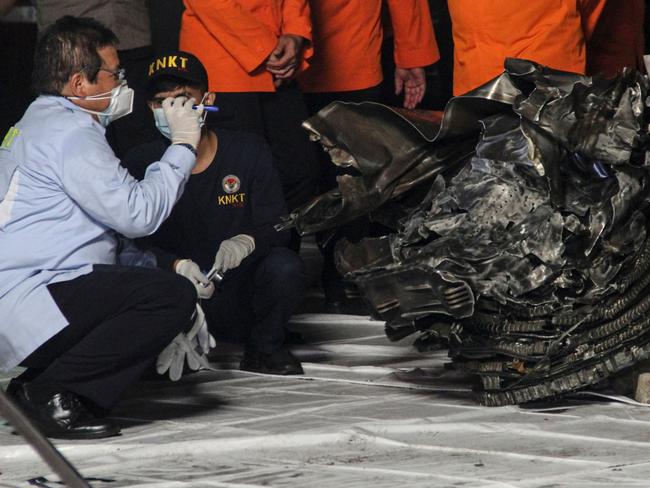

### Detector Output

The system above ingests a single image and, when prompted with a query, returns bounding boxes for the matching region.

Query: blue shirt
[0,95,194,370]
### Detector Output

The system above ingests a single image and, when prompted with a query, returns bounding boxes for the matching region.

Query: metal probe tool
[202,267,223,287]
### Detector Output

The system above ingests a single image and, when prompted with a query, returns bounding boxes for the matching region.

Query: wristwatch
[173,142,197,155]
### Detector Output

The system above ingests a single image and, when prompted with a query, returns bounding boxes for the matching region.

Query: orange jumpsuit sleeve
[386,0,440,69]
[578,0,606,41]
[281,0,312,43]
[183,0,278,74]
[281,0,313,70]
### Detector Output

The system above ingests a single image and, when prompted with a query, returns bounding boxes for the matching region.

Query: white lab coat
[0,95,194,370]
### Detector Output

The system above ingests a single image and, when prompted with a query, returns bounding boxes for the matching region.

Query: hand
[175,259,215,299]
[395,67,426,110]
[156,304,216,381]
[213,234,255,273]
[265,35,305,81]
[163,96,203,150]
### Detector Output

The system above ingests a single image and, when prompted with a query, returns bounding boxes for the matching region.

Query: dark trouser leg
[21,265,196,410]
[208,91,266,136]
[249,248,306,352]
[202,248,306,352]
[260,84,320,212]
[303,85,384,118]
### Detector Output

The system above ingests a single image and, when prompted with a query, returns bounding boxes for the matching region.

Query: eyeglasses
[99,67,126,82]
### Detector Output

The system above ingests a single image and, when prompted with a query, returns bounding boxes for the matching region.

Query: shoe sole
[41,425,121,440]
[12,424,121,440]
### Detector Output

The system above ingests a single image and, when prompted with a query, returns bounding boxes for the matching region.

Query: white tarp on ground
[2,313,650,488]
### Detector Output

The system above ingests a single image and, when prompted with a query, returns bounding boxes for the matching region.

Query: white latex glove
[175,259,214,299]
[156,304,216,381]
[162,96,202,150]
[213,234,255,273]
[188,303,216,354]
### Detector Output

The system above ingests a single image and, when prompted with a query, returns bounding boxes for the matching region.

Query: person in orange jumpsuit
[587,0,645,77]
[179,0,319,232]
[300,0,440,110]
[447,0,607,95]
[298,0,439,308]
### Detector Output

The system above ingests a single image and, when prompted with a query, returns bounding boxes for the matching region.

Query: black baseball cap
[146,50,208,90]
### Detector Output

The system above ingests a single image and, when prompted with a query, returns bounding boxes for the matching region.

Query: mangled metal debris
[281,58,650,406]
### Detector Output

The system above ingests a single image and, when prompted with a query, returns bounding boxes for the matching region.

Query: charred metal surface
[276,101,476,236]
[288,59,650,406]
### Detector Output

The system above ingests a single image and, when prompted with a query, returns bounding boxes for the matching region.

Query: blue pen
[193,105,219,112]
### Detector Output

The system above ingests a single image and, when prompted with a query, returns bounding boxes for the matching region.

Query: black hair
[32,15,118,96]
[146,75,207,100]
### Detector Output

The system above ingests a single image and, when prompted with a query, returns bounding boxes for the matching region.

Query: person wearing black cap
[123,51,306,375]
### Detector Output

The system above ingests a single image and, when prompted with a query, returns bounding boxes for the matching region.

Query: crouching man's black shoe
[240,347,304,375]
[8,383,121,440]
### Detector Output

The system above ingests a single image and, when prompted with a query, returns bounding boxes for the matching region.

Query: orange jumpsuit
[448,0,607,95]
[179,0,313,92]
[587,0,645,77]
[298,0,440,93]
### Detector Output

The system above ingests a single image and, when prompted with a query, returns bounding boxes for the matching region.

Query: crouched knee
[151,271,197,330]
[263,247,306,288]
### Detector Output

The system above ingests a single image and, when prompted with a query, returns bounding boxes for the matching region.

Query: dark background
[1,0,649,139]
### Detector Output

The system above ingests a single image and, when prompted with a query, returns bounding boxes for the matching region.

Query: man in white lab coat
[0,16,204,439]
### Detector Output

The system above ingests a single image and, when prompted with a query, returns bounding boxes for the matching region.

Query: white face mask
[153,107,172,139]
[153,92,208,140]
[68,82,134,127]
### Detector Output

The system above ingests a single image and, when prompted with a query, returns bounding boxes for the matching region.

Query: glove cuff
[172,142,197,155]
[234,234,255,253]
[174,258,191,274]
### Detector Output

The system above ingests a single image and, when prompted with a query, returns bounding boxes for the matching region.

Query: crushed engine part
[286,58,650,406]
